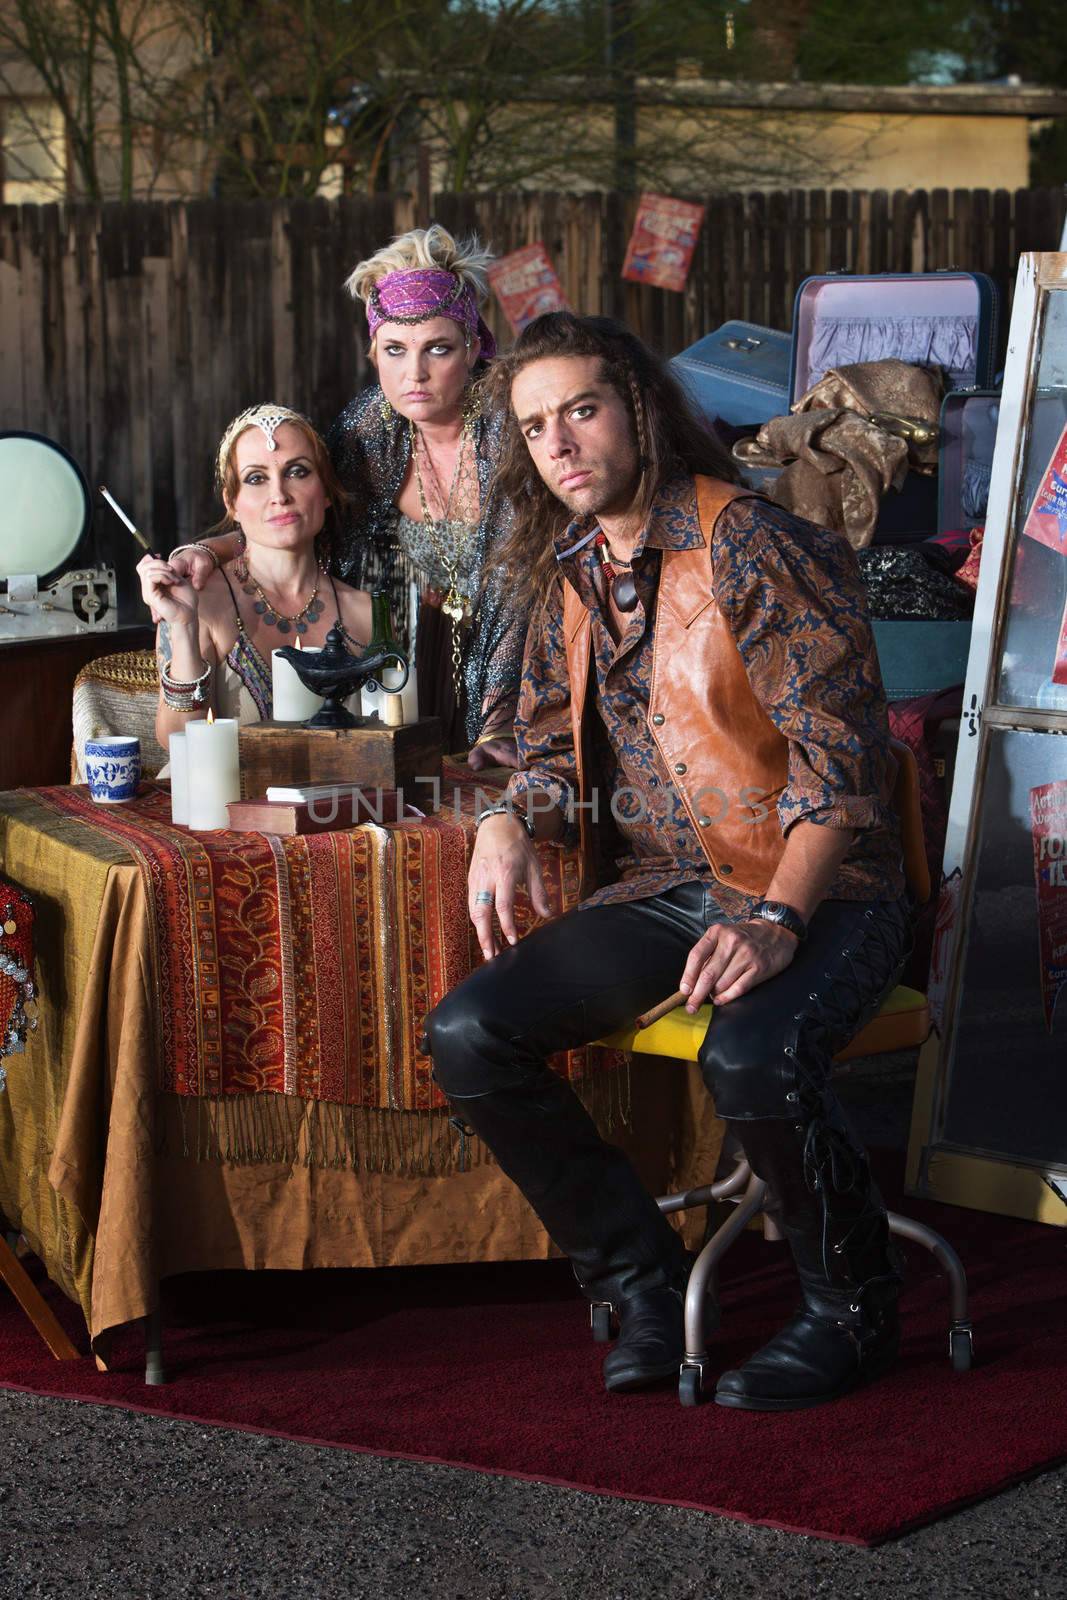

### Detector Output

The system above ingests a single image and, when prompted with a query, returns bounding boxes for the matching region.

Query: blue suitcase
[671,321,791,430]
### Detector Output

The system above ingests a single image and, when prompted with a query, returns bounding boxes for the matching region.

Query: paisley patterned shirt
[506,477,904,914]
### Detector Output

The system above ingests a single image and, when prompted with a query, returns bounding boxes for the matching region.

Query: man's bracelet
[170,541,222,573]
[475,803,537,841]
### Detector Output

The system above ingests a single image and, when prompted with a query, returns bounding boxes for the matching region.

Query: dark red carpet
[3,1178,1066,1546]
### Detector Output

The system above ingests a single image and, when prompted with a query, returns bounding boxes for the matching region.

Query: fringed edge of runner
[158,1054,632,1178]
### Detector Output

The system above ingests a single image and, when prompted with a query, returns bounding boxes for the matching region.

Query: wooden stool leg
[0,1234,81,1360]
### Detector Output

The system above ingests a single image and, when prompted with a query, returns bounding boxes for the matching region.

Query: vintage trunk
[238,717,443,813]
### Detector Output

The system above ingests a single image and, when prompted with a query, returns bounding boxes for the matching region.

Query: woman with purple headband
[327,225,522,766]
[178,226,525,766]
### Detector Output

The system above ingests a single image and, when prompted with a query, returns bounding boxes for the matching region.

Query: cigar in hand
[633,987,688,1030]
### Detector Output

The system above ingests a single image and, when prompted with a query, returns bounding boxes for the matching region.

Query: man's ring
[474,890,494,906]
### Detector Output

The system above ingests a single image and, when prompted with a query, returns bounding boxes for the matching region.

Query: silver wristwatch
[475,803,537,841]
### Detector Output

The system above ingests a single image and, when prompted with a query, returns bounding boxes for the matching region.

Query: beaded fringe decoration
[162,1060,631,1178]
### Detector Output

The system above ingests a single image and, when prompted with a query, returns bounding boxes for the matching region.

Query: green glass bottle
[362,590,406,715]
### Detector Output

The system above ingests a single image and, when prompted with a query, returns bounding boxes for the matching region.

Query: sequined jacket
[507,475,904,915]
[326,383,527,742]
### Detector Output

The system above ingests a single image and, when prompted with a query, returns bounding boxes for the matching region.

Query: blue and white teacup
[84,736,141,804]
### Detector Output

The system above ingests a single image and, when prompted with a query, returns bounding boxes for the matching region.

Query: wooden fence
[0,186,1064,613]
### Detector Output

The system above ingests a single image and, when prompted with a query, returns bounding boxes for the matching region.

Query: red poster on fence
[621,193,705,293]
[488,244,569,334]
[1023,422,1067,559]
[1030,778,1067,1032]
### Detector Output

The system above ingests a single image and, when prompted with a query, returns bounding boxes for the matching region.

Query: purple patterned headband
[366,268,496,360]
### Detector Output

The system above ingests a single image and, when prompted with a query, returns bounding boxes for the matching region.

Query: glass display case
[908,254,1067,1226]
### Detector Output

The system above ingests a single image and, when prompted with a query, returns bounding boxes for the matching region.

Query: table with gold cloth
[0,772,722,1354]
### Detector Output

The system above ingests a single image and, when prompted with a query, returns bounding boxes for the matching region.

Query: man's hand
[469,814,551,960]
[679,918,799,1010]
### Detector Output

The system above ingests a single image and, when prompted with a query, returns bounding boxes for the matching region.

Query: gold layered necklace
[409,414,479,701]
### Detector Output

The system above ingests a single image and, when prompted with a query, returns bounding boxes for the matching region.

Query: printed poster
[1030,778,1067,1032]
[488,244,569,334]
[621,193,705,293]
[1022,422,1067,558]
[1053,594,1067,686]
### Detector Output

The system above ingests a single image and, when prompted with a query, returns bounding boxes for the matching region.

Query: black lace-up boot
[715,1112,901,1412]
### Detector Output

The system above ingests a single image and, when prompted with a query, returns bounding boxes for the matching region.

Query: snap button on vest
[720,863,734,874]
[674,762,687,775]
[698,816,711,827]
[652,713,665,726]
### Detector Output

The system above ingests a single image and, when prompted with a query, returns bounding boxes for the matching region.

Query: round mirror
[0,431,92,585]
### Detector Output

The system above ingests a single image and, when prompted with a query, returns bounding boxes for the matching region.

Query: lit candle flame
[295,636,302,649]
[207,708,215,725]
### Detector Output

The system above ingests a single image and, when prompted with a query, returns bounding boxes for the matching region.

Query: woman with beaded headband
[173,225,525,767]
[136,405,371,746]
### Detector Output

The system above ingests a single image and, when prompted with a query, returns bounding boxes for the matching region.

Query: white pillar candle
[186,717,241,830]
[271,647,324,723]
[380,663,419,727]
[169,731,189,825]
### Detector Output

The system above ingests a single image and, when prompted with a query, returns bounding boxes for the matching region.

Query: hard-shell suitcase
[671,321,791,429]
[789,269,1000,402]
[938,389,1001,534]
[872,621,972,702]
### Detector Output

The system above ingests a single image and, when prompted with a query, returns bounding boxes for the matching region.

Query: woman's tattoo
[158,619,173,664]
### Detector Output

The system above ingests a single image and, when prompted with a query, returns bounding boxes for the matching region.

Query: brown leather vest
[562,476,790,900]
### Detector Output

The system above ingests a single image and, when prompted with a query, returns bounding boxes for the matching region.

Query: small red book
[227,789,416,835]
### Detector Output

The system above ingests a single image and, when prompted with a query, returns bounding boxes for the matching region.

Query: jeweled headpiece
[215,403,312,487]
[365,268,497,360]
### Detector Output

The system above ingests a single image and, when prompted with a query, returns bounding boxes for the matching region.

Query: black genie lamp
[275,623,409,730]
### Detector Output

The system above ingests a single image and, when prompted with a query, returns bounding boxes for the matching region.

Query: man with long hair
[427,313,910,1412]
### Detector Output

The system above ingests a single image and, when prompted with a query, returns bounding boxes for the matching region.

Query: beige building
[648,79,1061,193]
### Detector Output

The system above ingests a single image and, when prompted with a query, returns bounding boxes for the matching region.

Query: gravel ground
[1,1389,1064,1600]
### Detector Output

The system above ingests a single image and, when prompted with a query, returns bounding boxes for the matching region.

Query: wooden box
[238,717,442,813]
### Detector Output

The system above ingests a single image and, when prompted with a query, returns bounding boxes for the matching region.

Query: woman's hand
[468,733,520,771]
[136,553,200,629]
[468,814,550,960]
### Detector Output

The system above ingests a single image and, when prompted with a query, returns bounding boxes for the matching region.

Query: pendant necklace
[240,564,324,634]
[594,533,638,612]
[410,415,479,704]
[410,418,476,623]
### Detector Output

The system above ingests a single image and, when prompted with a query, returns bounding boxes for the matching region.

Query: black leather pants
[426,883,911,1306]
